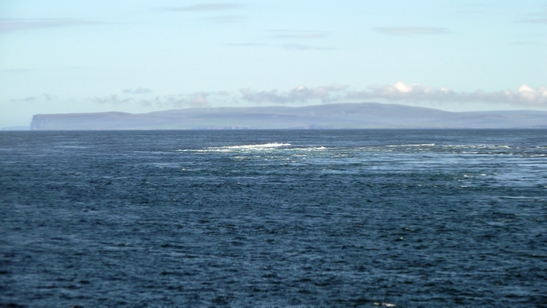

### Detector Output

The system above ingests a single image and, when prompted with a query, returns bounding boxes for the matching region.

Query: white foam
[180,142,292,153]
[176,143,290,153]
[386,143,435,147]
[297,146,327,152]
[220,143,291,150]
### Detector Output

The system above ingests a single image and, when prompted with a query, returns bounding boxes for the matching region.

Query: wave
[386,143,436,147]
[175,142,543,157]
[218,143,291,150]
[176,143,292,153]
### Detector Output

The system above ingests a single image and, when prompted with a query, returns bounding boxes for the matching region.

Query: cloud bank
[91,95,132,105]
[138,92,212,108]
[237,83,547,107]
[240,85,347,104]
[74,83,547,110]
[346,82,547,107]
[89,91,232,108]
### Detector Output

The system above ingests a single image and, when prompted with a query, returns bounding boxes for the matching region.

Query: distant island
[29,102,547,130]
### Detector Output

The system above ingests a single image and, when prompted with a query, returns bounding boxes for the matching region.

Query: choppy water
[1,130,546,307]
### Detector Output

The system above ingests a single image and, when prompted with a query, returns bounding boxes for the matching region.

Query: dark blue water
[1,130,546,307]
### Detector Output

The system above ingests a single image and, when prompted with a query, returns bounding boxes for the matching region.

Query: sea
[0,129,546,307]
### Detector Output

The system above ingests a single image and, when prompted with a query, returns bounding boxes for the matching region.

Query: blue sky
[1,0,546,127]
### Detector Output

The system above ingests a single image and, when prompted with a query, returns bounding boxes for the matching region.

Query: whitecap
[219,142,291,150]
[386,143,435,147]
[176,142,291,153]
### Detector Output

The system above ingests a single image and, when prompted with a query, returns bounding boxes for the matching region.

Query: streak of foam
[219,143,291,150]
[296,146,328,152]
[176,143,291,153]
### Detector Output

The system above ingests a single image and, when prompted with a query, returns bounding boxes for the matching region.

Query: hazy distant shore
[28,102,547,130]
[1,126,30,131]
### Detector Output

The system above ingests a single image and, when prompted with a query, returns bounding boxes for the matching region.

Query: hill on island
[29,102,547,130]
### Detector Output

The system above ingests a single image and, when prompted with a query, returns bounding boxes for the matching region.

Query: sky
[1,0,546,128]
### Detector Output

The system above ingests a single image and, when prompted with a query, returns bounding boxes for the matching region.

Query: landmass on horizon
[27,102,547,130]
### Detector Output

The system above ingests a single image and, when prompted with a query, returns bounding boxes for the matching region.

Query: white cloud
[89,84,547,110]
[393,82,412,93]
[139,92,211,108]
[95,91,234,108]
[346,82,547,107]
[516,85,547,103]
[240,85,347,104]
[204,83,547,107]
[91,95,132,104]
[188,92,209,107]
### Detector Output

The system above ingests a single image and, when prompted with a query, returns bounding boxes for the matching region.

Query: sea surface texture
[1,130,546,307]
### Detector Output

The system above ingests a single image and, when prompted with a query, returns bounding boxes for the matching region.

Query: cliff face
[29,103,547,130]
[29,115,44,130]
